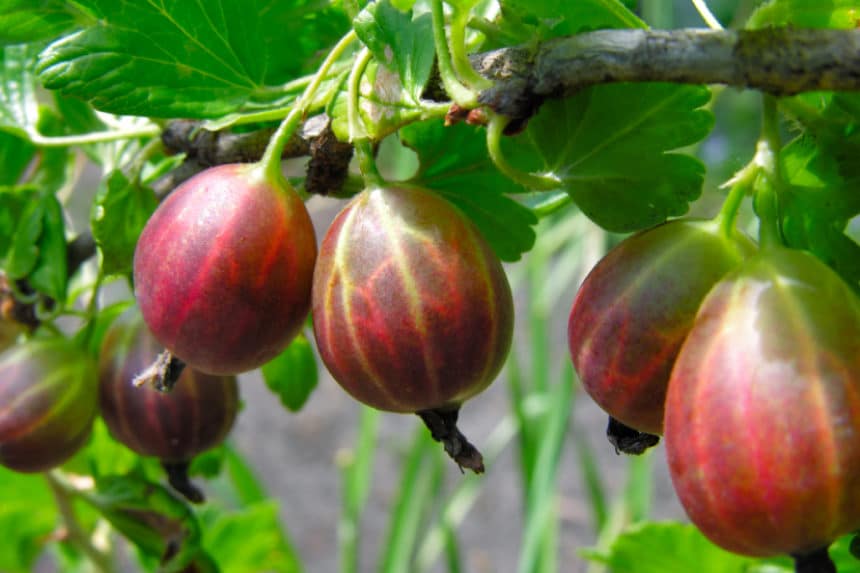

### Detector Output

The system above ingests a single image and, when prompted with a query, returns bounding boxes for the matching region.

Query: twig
[476,28,860,120]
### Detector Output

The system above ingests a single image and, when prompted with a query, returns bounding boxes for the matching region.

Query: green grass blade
[339,406,381,573]
[573,429,608,533]
[379,424,442,573]
[507,349,538,489]
[517,362,576,573]
[415,409,524,572]
[442,521,463,573]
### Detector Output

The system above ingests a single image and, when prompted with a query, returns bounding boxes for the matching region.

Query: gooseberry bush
[1,0,859,572]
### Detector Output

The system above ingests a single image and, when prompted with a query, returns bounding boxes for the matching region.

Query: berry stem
[347,47,385,188]
[417,407,485,474]
[792,547,837,573]
[752,94,784,250]
[162,460,205,504]
[486,112,561,191]
[447,1,492,91]
[716,166,753,239]
[259,29,358,183]
[28,125,161,148]
[430,0,479,108]
[45,471,116,573]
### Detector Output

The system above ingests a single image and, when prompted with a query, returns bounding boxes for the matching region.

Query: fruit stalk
[259,29,358,182]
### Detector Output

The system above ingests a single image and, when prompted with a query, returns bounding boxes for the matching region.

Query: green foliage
[747,0,860,28]
[0,131,34,184]
[0,468,57,573]
[0,0,80,46]
[353,1,434,105]
[585,521,758,572]
[200,501,303,573]
[0,43,38,135]
[519,83,712,232]
[261,333,319,412]
[499,0,644,38]
[37,0,350,118]
[91,169,158,277]
[4,190,67,300]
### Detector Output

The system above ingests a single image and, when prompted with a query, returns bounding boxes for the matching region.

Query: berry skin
[98,308,239,462]
[0,337,98,472]
[665,247,860,557]
[568,219,755,434]
[312,186,514,413]
[133,163,317,375]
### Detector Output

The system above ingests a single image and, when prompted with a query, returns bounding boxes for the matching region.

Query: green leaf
[0,43,39,135]
[201,501,303,573]
[780,134,860,287]
[223,444,268,506]
[4,191,67,300]
[520,83,712,232]
[400,120,538,261]
[91,169,158,277]
[37,0,349,118]
[0,131,35,185]
[0,0,81,46]
[747,0,860,29]
[261,333,319,412]
[589,521,757,572]
[499,0,644,40]
[353,0,434,104]
[0,185,34,258]
[90,474,202,571]
[0,468,56,573]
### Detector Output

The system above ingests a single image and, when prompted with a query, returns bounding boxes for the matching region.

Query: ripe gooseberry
[133,163,317,376]
[312,186,514,472]
[664,246,860,558]
[99,308,239,502]
[568,219,755,437]
[0,336,98,472]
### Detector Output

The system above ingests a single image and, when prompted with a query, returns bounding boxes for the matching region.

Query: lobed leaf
[517,83,712,233]
[353,0,434,104]
[400,120,537,261]
[37,0,349,118]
